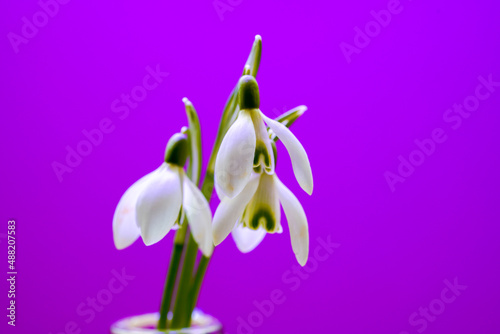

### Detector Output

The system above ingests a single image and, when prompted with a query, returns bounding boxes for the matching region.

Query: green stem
[157,223,188,330]
[171,233,198,329]
[187,255,210,320]
[157,243,183,329]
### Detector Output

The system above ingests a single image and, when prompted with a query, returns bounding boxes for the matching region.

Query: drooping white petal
[250,111,275,174]
[232,223,266,253]
[136,164,183,246]
[214,109,256,198]
[113,169,158,249]
[275,176,309,266]
[182,172,214,257]
[261,112,313,195]
[212,174,260,246]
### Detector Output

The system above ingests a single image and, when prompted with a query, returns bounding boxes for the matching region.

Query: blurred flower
[113,134,213,256]
[215,75,313,199]
[212,171,309,266]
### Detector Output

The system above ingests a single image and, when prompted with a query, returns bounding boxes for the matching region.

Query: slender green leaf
[245,35,262,77]
[183,98,202,185]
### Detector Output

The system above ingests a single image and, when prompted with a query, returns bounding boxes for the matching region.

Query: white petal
[182,173,214,257]
[214,178,225,201]
[212,174,260,246]
[275,176,309,266]
[136,164,183,246]
[214,109,256,198]
[232,224,266,253]
[261,112,313,195]
[113,169,158,249]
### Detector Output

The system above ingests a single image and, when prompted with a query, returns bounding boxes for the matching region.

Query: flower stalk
[171,232,198,328]
[157,230,185,330]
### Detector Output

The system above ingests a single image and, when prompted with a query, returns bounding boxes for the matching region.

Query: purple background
[1,0,500,333]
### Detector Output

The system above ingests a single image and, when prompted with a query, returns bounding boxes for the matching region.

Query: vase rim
[110,309,222,334]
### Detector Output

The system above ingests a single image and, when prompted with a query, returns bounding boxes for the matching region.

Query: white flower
[113,136,213,257]
[212,172,309,266]
[215,75,313,199]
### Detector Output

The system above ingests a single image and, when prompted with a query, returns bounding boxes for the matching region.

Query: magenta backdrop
[2,0,500,333]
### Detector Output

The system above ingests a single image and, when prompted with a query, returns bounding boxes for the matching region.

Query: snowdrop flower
[214,75,313,199]
[212,170,309,266]
[112,133,213,257]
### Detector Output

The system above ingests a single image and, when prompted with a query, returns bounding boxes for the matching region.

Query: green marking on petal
[249,215,260,230]
[241,173,280,233]
[249,110,274,174]
[247,206,275,232]
[263,163,273,174]
[253,141,271,167]
[265,214,275,232]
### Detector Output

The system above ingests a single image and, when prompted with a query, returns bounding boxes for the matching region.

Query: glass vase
[110,309,223,334]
